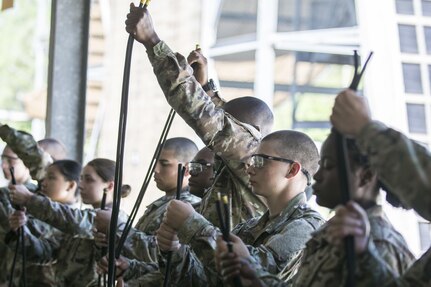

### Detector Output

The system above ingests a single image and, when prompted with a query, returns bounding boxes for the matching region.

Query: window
[396,0,414,14]
[399,25,419,53]
[425,27,431,54]
[403,63,423,93]
[406,103,427,133]
[422,0,431,16]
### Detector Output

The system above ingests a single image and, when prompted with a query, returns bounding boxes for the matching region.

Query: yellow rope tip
[195,44,201,50]
[144,0,151,7]
[222,195,228,204]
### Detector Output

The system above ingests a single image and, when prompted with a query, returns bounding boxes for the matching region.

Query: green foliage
[0,0,37,111]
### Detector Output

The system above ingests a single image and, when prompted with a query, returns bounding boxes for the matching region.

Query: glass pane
[406,103,427,134]
[403,63,423,93]
[396,0,414,14]
[216,0,257,40]
[425,27,431,54]
[399,24,418,53]
[278,0,356,32]
[422,0,431,16]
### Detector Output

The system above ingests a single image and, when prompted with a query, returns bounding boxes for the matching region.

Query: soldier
[156,130,325,286]
[125,5,273,229]
[188,147,215,199]
[96,137,202,284]
[9,158,131,287]
[0,146,37,286]
[217,90,419,286]
[330,89,431,286]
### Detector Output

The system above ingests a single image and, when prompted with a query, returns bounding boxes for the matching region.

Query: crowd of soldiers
[0,4,430,287]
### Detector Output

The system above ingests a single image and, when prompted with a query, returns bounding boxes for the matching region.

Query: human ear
[286,162,301,179]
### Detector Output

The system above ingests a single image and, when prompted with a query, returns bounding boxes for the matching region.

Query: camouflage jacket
[259,205,415,287]
[134,189,200,235]
[357,121,431,221]
[0,125,52,181]
[169,193,324,286]
[1,183,57,287]
[121,190,201,282]
[147,41,267,228]
[15,195,128,287]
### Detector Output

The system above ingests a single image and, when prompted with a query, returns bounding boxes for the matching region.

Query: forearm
[0,125,52,181]
[122,228,159,262]
[26,195,94,237]
[177,212,221,268]
[358,121,431,220]
[147,41,260,161]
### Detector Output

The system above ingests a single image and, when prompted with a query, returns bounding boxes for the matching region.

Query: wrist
[202,79,218,93]
[142,33,161,50]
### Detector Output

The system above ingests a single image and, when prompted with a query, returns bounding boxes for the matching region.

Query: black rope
[8,167,26,287]
[106,1,148,285]
[162,164,186,287]
[115,108,175,258]
[98,190,108,287]
[335,50,373,287]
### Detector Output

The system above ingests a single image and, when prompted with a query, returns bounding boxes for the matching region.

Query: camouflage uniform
[353,121,431,287]
[277,205,415,287]
[157,193,323,286]
[147,41,267,228]
[18,194,128,287]
[120,189,201,285]
[356,121,431,221]
[0,125,52,181]
[1,182,58,287]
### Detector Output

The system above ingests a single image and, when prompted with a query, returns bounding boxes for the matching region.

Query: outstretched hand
[125,3,160,49]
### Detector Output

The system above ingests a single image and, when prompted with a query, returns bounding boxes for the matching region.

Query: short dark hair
[224,97,274,136]
[262,130,319,179]
[50,160,81,182]
[163,137,198,163]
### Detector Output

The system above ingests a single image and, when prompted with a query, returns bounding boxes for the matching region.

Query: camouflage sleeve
[122,227,159,263]
[244,219,316,275]
[147,41,261,162]
[0,125,52,181]
[353,240,399,286]
[373,239,415,277]
[357,121,431,220]
[122,258,159,282]
[5,224,62,263]
[26,194,95,237]
[177,211,220,265]
[0,189,12,232]
[383,247,431,287]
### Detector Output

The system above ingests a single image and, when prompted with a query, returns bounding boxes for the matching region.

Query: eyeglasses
[189,161,213,176]
[250,154,311,185]
[1,155,19,164]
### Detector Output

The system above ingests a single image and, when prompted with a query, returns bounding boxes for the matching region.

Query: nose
[313,167,322,182]
[246,164,255,175]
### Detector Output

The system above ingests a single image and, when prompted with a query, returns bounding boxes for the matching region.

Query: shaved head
[163,137,198,163]
[38,138,67,161]
[224,96,274,136]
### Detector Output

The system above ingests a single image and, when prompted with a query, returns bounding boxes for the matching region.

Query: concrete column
[46,0,90,163]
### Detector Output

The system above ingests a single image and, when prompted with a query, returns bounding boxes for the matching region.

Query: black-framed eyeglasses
[250,154,311,185]
[189,161,213,176]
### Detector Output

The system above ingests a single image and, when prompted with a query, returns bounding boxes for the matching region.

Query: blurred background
[0,0,430,257]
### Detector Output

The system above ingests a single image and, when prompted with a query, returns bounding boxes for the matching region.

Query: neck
[266,187,303,218]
